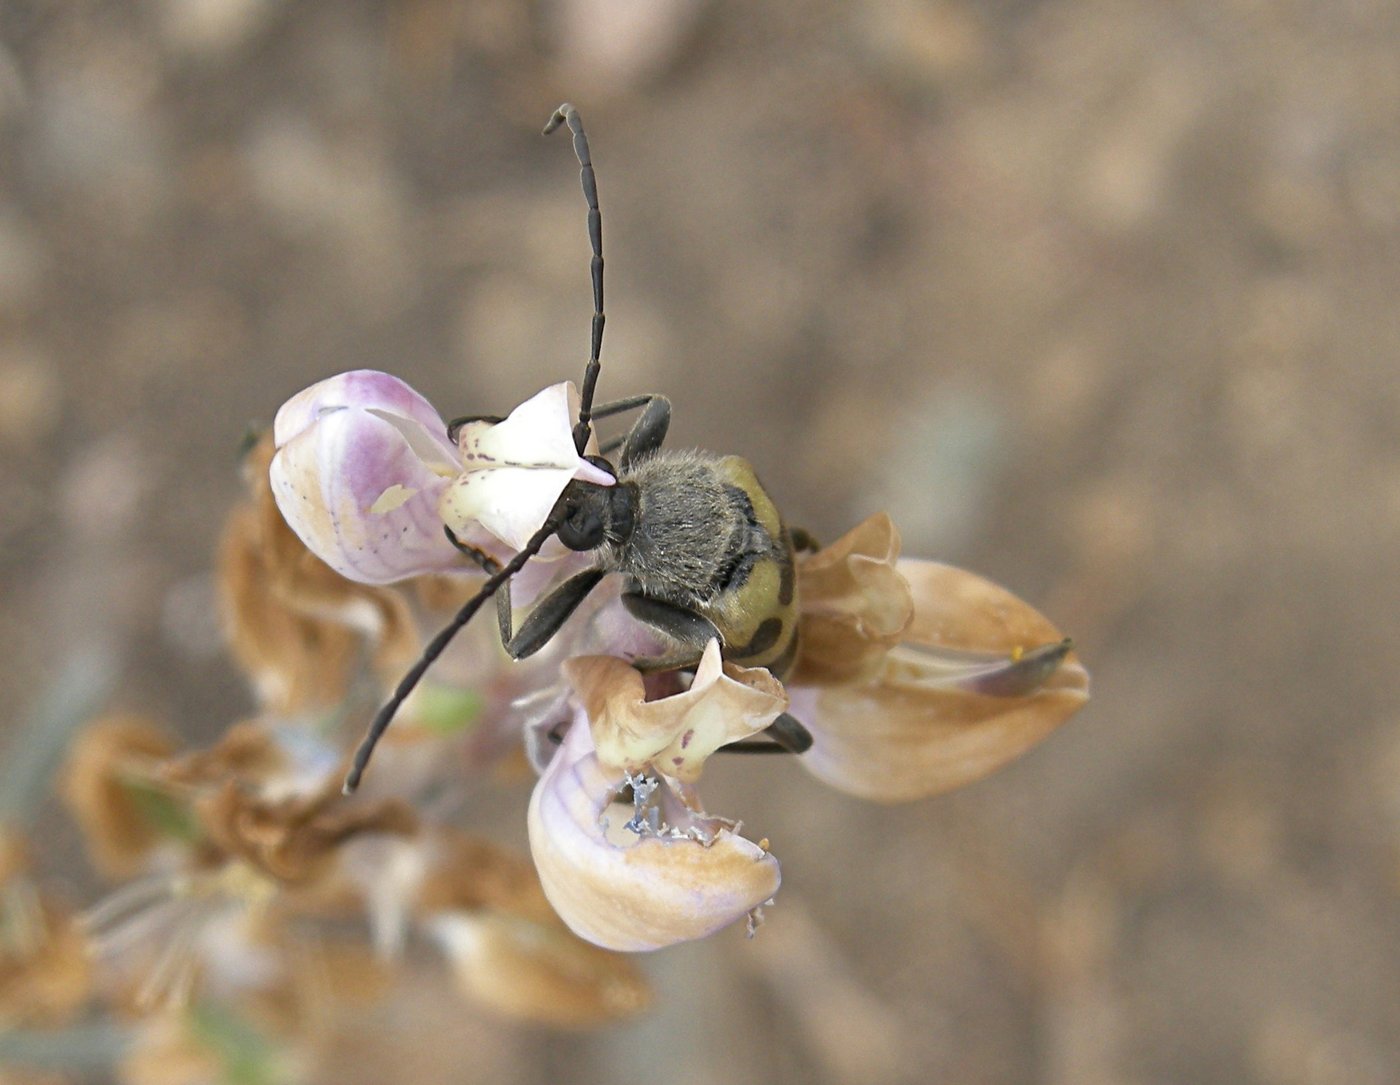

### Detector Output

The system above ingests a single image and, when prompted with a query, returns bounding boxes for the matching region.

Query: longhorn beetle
[344,105,812,793]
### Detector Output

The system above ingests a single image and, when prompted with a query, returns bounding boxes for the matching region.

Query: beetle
[344,105,812,793]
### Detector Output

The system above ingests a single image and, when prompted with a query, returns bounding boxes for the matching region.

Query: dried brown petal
[794,558,1089,802]
[0,891,91,1026]
[790,513,913,686]
[159,720,285,789]
[416,830,557,925]
[566,641,788,782]
[219,434,422,714]
[414,829,650,1023]
[195,781,419,886]
[58,714,180,879]
[0,827,30,886]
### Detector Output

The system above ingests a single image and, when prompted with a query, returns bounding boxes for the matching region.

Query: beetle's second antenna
[545,103,604,455]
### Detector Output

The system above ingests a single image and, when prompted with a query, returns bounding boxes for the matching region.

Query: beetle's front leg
[444,527,513,645]
[506,568,607,659]
[590,395,672,466]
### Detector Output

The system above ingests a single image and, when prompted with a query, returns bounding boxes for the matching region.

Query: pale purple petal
[270,403,463,584]
[273,370,458,466]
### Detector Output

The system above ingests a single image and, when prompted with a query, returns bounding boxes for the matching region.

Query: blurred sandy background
[2,1,1399,1082]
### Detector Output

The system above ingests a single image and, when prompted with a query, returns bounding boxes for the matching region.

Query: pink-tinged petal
[270,404,463,584]
[793,558,1089,803]
[528,718,780,952]
[565,641,788,783]
[273,369,457,466]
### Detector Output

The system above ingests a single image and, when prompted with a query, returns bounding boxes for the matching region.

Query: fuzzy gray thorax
[596,449,768,609]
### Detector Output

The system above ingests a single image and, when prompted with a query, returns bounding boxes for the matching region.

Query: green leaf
[413,685,485,736]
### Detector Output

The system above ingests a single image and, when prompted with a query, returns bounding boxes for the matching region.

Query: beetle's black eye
[557,507,606,551]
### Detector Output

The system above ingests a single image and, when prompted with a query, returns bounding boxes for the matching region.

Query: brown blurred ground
[2,1,1399,1082]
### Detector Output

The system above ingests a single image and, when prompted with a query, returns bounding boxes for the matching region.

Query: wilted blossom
[787,513,1090,802]
[528,642,786,951]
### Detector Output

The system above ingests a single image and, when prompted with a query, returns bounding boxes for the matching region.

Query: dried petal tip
[961,638,1074,697]
[528,720,780,952]
[566,640,788,782]
[427,912,652,1026]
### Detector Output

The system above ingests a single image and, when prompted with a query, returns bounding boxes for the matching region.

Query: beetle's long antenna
[343,512,565,794]
[544,103,605,455]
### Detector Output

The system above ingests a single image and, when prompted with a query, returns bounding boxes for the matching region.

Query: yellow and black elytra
[345,105,809,792]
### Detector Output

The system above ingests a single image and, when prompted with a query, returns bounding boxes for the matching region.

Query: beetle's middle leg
[620,591,814,755]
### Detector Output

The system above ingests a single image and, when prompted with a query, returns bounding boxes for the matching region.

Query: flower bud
[791,516,1090,802]
[270,370,468,584]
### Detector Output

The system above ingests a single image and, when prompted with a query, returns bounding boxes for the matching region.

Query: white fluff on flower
[440,382,615,551]
[269,372,613,585]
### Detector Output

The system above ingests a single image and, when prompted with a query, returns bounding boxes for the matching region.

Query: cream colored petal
[444,383,614,550]
[438,464,578,551]
[460,381,575,466]
[565,640,788,782]
[791,512,914,685]
[528,719,780,952]
[794,558,1088,803]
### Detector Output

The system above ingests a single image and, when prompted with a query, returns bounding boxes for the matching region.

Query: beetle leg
[444,527,513,644]
[586,395,671,465]
[619,591,718,671]
[506,568,607,659]
[789,526,822,554]
[720,712,814,754]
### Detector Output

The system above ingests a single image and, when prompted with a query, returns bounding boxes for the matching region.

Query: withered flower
[221,433,423,715]
[0,828,91,1026]
[788,514,1089,802]
[528,643,784,952]
[58,714,182,880]
[417,831,651,1026]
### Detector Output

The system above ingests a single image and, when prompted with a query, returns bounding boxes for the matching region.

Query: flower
[527,642,785,951]
[787,514,1090,802]
[269,372,612,584]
